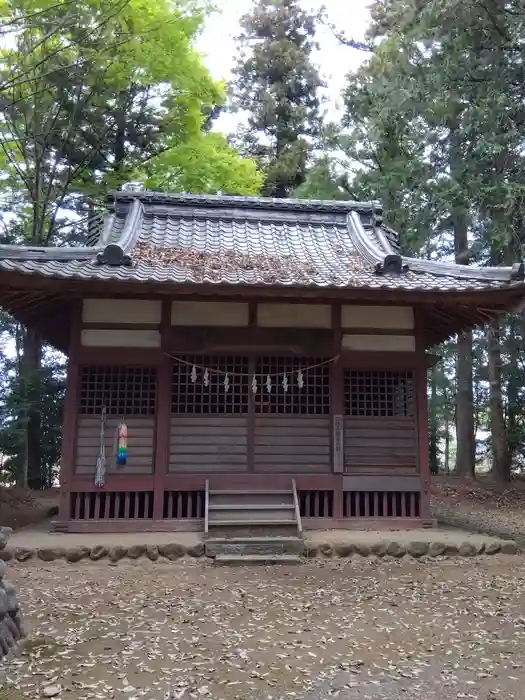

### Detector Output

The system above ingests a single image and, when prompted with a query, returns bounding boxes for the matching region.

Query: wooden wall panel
[169,416,248,472]
[343,417,417,472]
[253,416,331,472]
[75,417,155,475]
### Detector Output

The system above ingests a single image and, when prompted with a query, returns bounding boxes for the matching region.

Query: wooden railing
[292,479,303,535]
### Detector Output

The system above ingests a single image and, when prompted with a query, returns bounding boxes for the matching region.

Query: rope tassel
[94,407,107,487]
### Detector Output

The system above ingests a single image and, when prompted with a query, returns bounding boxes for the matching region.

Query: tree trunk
[445,416,450,474]
[455,331,476,476]
[487,320,511,481]
[429,364,439,474]
[449,119,476,477]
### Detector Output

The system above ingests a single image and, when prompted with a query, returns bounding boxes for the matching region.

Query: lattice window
[343,491,420,518]
[254,357,330,415]
[70,491,154,519]
[171,355,249,414]
[299,490,333,518]
[163,491,205,519]
[79,365,157,416]
[344,370,414,417]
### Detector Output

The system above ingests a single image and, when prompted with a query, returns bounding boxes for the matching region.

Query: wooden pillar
[331,303,344,518]
[153,300,171,520]
[247,302,257,473]
[58,301,81,522]
[415,309,431,520]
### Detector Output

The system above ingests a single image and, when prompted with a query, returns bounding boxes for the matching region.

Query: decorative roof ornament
[375,254,409,276]
[96,243,132,267]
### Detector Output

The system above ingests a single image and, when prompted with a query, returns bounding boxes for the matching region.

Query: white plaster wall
[341,305,414,329]
[82,299,162,324]
[80,329,161,347]
[171,301,249,326]
[257,303,332,328]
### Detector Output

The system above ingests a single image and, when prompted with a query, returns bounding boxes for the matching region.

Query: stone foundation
[0,528,24,659]
[0,537,518,564]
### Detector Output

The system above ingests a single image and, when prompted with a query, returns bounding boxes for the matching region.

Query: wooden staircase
[204,480,304,565]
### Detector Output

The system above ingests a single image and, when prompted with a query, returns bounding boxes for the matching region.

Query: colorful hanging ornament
[282,372,289,393]
[266,374,272,393]
[116,420,128,466]
[297,369,304,389]
[252,376,258,394]
[224,373,230,393]
[190,365,197,383]
[204,368,210,387]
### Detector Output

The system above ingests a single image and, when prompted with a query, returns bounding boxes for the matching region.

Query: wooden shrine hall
[1,191,524,533]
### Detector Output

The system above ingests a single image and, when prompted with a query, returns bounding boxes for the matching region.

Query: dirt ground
[432,475,525,545]
[0,488,59,530]
[2,556,525,700]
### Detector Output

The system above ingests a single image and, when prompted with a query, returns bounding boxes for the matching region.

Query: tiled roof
[0,191,523,293]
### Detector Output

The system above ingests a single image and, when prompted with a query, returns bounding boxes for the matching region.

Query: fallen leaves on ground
[2,556,525,700]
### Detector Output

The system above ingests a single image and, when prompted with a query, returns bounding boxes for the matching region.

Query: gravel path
[2,556,525,700]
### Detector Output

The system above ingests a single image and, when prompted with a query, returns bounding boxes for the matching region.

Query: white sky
[196,0,372,133]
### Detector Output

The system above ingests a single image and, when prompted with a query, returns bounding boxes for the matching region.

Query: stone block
[37,547,66,562]
[408,541,429,558]
[386,541,406,558]
[14,548,34,562]
[127,544,147,560]
[108,546,128,563]
[66,546,91,563]
[158,543,186,560]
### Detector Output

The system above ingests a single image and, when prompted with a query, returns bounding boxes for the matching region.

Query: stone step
[208,517,296,526]
[208,503,294,511]
[205,536,304,557]
[208,510,295,523]
[214,554,302,566]
[208,491,294,506]
[206,523,300,538]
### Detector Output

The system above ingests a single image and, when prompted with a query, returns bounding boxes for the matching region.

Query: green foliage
[0,0,262,488]
[141,132,263,195]
[231,0,324,198]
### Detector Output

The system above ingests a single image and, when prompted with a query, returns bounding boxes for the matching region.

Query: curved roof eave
[348,211,519,283]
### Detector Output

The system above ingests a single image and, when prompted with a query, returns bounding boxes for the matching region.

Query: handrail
[292,479,303,535]
[204,479,209,535]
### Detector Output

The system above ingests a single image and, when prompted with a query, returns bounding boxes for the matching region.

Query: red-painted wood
[54,516,435,534]
[70,476,154,492]
[153,300,172,519]
[330,304,344,517]
[78,347,163,364]
[340,351,419,369]
[415,308,431,519]
[58,302,81,520]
